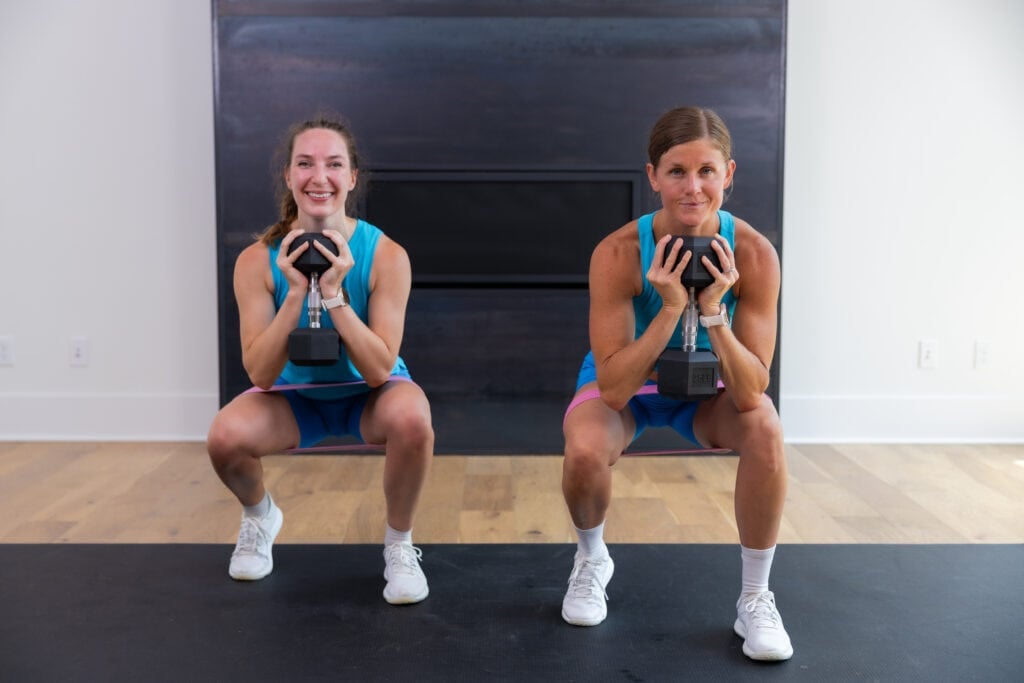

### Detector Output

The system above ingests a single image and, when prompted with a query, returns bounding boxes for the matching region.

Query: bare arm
[234,241,306,389]
[320,236,411,387]
[701,222,780,411]
[589,226,692,410]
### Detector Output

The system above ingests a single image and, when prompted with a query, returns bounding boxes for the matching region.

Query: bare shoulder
[234,241,271,282]
[591,219,642,293]
[373,234,411,271]
[732,217,779,299]
[369,233,411,292]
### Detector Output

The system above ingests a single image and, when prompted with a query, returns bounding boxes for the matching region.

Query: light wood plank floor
[1,441,1022,544]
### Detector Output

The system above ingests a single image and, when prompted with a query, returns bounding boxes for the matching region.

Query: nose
[683,173,701,194]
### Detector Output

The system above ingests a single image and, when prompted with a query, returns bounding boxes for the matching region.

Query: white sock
[575,521,609,558]
[243,492,272,519]
[385,524,413,546]
[740,545,776,597]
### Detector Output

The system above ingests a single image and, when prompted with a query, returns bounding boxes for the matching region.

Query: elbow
[362,369,392,388]
[243,361,277,391]
[730,384,769,413]
[250,373,277,392]
[596,382,629,412]
[732,394,763,413]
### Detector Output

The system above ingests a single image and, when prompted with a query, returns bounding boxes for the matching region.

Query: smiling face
[284,127,358,223]
[647,138,735,232]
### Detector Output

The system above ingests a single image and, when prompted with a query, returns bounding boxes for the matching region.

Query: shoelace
[567,558,609,602]
[741,592,783,630]
[385,544,423,575]
[233,517,268,556]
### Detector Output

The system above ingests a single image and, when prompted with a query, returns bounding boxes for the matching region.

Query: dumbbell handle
[308,272,323,329]
[682,286,698,352]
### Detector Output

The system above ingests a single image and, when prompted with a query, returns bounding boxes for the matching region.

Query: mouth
[306,191,334,201]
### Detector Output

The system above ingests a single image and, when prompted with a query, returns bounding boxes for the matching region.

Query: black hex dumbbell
[656,236,723,401]
[286,234,341,367]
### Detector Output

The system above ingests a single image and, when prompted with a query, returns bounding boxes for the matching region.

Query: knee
[384,405,434,451]
[206,417,251,470]
[563,433,616,481]
[738,396,785,472]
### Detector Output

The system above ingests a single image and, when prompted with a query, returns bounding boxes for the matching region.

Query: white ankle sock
[740,545,776,596]
[385,524,413,546]
[243,492,271,519]
[575,521,608,558]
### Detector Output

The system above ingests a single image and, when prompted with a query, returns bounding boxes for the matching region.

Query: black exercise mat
[1,544,1021,681]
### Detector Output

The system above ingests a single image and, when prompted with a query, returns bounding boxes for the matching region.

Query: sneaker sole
[383,585,429,605]
[733,619,794,661]
[561,609,607,627]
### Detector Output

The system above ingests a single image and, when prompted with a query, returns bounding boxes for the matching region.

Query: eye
[700,167,715,176]
[669,168,684,177]
[296,160,311,168]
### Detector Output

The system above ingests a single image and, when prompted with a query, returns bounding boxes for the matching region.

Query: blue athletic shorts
[573,352,701,445]
[278,388,372,449]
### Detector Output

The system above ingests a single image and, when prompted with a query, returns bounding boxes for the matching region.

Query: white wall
[0,0,1020,442]
[0,0,219,439]
[781,0,1024,441]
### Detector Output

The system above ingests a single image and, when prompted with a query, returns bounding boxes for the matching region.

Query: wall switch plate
[974,340,991,370]
[918,339,938,369]
[0,335,13,366]
[70,336,90,367]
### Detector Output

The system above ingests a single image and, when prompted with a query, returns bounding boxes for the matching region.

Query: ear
[348,168,358,191]
[723,159,736,190]
[284,168,292,191]
[645,162,660,193]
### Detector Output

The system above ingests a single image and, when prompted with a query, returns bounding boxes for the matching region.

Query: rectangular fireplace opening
[360,170,645,286]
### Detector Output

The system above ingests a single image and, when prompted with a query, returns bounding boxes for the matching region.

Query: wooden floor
[1,441,1022,544]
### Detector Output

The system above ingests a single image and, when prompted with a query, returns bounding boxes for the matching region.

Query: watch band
[699,303,729,328]
[321,289,348,310]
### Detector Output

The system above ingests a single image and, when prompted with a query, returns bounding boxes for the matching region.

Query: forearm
[324,306,398,386]
[242,292,305,389]
[707,326,770,411]
[596,305,684,410]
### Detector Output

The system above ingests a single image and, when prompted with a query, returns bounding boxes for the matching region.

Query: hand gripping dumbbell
[287,234,341,367]
[656,236,724,401]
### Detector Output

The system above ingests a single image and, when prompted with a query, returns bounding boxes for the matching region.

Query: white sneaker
[734,591,794,661]
[228,502,283,581]
[382,543,429,604]
[561,552,614,626]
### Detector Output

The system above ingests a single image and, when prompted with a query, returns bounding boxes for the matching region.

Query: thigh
[359,379,433,445]
[562,382,636,466]
[208,391,302,455]
[692,391,780,451]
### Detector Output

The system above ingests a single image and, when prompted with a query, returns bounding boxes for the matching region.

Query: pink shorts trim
[562,380,725,430]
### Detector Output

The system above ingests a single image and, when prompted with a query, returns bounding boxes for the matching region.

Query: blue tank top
[633,210,738,351]
[268,220,409,398]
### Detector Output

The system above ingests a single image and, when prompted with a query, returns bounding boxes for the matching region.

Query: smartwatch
[321,289,349,311]
[699,303,729,328]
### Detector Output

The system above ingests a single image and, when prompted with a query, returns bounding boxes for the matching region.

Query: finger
[653,234,673,266]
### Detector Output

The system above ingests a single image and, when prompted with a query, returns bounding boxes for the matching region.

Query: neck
[294,214,353,240]
[652,209,720,240]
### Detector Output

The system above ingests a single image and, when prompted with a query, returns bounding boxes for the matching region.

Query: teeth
[308,192,332,199]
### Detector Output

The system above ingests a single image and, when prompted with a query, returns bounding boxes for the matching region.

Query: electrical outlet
[69,336,90,367]
[0,335,13,366]
[974,340,991,370]
[917,339,937,369]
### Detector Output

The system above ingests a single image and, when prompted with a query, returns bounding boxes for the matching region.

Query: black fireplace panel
[213,1,787,452]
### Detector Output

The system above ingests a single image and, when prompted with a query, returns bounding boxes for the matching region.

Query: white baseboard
[780,394,1024,443]
[0,393,220,441]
